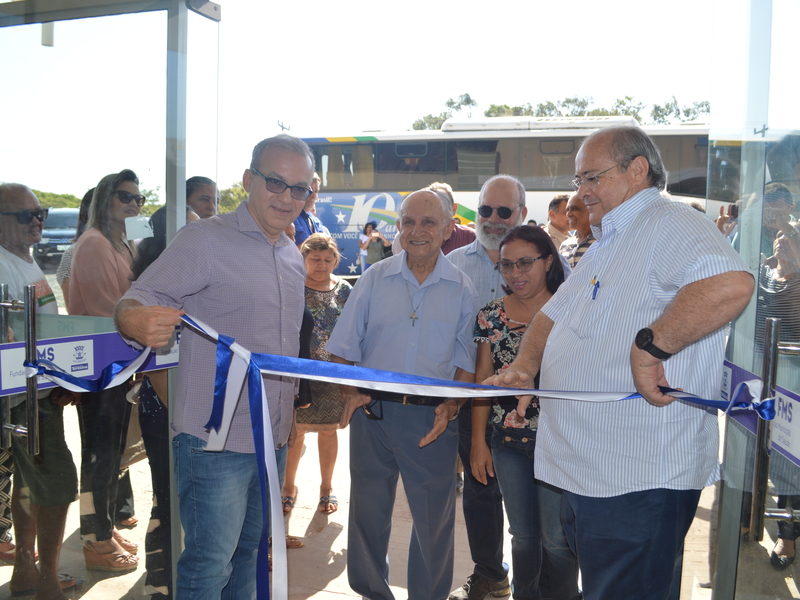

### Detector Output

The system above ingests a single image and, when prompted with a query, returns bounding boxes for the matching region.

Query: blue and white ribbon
[21,314,776,600]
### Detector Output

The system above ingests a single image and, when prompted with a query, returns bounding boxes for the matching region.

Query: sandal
[117,516,139,529]
[83,543,139,572]
[112,530,139,554]
[285,534,304,549]
[282,493,296,514]
[318,495,338,514]
[10,573,82,597]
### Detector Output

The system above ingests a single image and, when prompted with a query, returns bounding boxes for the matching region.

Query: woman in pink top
[69,170,143,573]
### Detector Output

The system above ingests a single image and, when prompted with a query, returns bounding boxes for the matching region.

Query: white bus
[302,116,732,274]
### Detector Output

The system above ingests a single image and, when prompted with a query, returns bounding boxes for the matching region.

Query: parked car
[33,207,79,265]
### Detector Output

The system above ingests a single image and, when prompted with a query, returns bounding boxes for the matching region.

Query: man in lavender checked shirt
[114,134,315,600]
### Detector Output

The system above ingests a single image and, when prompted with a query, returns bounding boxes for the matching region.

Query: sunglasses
[0,208,49,224]
[362,399,384,421]
[116,190,146,207]
[478,205,516,219]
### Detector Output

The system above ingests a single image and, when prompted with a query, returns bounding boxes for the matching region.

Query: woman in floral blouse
[472,225,566,600]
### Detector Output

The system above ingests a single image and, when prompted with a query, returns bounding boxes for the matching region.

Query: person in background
[359,221,390,269]
[57,187,94,308]
[0,183,81,598]
[281,233,352,518]
[541,194,570,248]
[293,173,326,246]
[185,176,218,219]
[527,219,538,227]
[69,170,143,572]
[472,225,567,600]
[558,193,595,269]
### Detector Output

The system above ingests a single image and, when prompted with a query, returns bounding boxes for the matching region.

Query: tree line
[412,93,710,130]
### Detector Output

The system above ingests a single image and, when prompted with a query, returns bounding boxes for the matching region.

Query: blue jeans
[491,426,541,600]
[561,488,701,600]
[458,404,507,582]
[537,481,580,600]
[173,433,287,600]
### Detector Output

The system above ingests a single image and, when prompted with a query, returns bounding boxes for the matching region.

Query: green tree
[484,103,534,117]
[560,96,592,116]
[533,101,561,117]
[650,96,682,125]
[682,100,710,122]
[412,93,478,130]
[32,189,82,208]
[219,182,247,214]
[413,112,450,130]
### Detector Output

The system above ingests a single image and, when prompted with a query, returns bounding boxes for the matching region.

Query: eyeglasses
[571,165,618,191]
[478,205,517,219]
[362,399,383,421]
[116,190,146,207]
[250,167,312,201]
[0,208,49,224]
[495,256,546,274]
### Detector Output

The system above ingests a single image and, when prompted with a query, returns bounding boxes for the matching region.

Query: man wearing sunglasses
[0,183,81,599]
[488,126,754,600]
[445,174,527,600]
[115,135,314,600]
[326,189,478,600]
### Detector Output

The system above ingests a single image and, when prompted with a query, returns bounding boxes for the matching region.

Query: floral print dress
[296,278,353,431]
[474,298,539,430]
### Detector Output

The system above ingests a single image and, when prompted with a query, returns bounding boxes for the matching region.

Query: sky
[0,0,780,199]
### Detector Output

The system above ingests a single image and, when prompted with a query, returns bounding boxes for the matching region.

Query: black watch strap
[635,327,672,360]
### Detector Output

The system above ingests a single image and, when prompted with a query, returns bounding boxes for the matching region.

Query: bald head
[0,183,36,212]
[0,183,45,260]
[397,189,455,265]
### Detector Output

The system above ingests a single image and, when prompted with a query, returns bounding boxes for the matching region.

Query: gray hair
[585,126,667,190]
[250,134,315,171]
[478,174,526,207]
[399,189,452,222]
[425,182,455,209]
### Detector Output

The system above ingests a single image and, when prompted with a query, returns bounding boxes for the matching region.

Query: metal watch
[635,327,672,360]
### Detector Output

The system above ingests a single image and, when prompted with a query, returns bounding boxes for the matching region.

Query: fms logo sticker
[71,345,89,372]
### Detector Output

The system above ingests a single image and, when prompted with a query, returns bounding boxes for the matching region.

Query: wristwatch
[635,327,672,360]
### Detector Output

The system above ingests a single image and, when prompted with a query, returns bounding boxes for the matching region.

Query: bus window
[451,140,498,190]
[314,144,376,190]
[517,138,577,191]
[375,141,446,190]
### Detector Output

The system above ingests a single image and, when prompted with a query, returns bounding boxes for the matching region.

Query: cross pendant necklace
[408,284,429,327]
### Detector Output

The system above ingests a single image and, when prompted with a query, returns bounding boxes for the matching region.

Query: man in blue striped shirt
[489,126,754,600]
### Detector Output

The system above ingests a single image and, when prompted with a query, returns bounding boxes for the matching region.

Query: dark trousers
[77,385,133,541]
[561,488,701,600]
[457,403,507,582]
[139,376,173,598]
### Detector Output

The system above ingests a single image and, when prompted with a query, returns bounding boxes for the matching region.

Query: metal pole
[23,285,38,456]
[0,284,9,450]
[750,317,780,540]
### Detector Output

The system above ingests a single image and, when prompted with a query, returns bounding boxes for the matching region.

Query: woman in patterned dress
[282,234,352,515]
[471,225,569,600]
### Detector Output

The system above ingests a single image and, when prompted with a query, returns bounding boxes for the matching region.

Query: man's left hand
[419,399,458,448]
[630,344,676,407]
